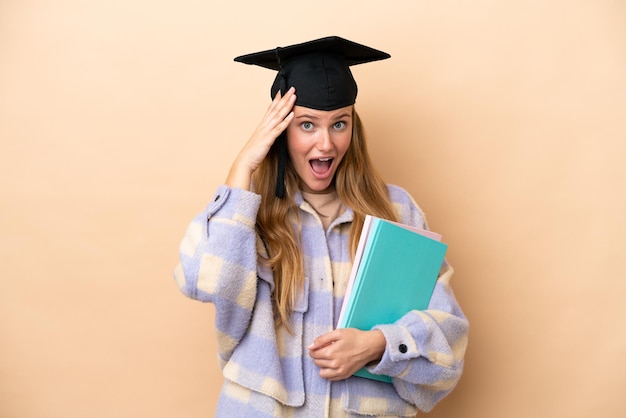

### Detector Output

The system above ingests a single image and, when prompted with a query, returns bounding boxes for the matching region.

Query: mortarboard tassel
[275,47,287,199]
[275,133,287,199]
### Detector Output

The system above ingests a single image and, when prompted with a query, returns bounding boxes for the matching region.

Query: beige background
[1,0,625,417]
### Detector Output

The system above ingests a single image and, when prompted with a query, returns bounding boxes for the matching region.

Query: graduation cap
[234,36,390,197]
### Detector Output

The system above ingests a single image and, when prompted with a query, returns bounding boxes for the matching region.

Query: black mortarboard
[234,36,390,197]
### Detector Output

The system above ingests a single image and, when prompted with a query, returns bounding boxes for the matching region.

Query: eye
[301,121,314,131]
[333,121,347,130]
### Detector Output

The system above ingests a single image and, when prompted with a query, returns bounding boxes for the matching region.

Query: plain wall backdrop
[1,1,625,417]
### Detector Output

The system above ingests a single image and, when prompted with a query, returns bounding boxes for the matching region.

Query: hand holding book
[336,215,448,382]
[307,327,386,381]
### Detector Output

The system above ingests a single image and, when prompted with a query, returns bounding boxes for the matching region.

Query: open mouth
[310,158,333,174]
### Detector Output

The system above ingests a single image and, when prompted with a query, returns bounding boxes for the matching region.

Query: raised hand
[225,87,296,190]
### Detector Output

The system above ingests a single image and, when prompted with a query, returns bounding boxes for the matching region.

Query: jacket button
[214,194,220,201]
[399,344,408,353]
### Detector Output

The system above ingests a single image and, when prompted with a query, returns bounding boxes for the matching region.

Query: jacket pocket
[222,276,310,407]
[343,377,417,417]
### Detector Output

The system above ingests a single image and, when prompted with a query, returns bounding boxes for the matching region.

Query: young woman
[174,36,468,417]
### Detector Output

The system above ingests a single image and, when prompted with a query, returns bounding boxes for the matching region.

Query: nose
[316,129,333,152]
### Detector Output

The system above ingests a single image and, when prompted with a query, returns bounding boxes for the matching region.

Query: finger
[258,110,293,144]
[308,332,336,351]
[319,368,344,381]
[266,86,295,114]
[265,89,283,114]
[318,364,353,381]
[271,88,296,121]
[311,357,335,368]
[261,91,296,135]
[311,356,345,373]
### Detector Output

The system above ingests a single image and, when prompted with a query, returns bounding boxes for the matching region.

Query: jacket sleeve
[173,185,263,361]
[370,264,468,412]
[370,185,469,412]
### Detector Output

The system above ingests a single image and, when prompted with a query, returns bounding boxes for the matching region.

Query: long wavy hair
[253,107,399,330]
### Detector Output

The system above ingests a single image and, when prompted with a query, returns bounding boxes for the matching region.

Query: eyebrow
[294,112,352,120]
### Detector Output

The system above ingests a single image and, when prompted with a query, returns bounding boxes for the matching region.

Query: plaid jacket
[174,184,468,417]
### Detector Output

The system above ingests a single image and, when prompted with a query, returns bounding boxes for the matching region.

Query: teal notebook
[337,216,448,383]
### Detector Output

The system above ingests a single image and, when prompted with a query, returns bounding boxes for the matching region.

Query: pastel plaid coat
[174,184,468,417]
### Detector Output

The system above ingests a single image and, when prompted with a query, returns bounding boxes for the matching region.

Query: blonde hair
[253,108,398,330]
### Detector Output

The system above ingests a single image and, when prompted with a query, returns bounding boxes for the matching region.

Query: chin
[301,180,335,194]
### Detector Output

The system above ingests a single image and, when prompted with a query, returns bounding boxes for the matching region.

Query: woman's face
[286,105,353,194]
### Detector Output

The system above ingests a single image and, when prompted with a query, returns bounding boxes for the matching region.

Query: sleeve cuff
[206,185,261,225]
[372,323,420,362]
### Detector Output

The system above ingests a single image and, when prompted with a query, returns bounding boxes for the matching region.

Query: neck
[301,190,344,230]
